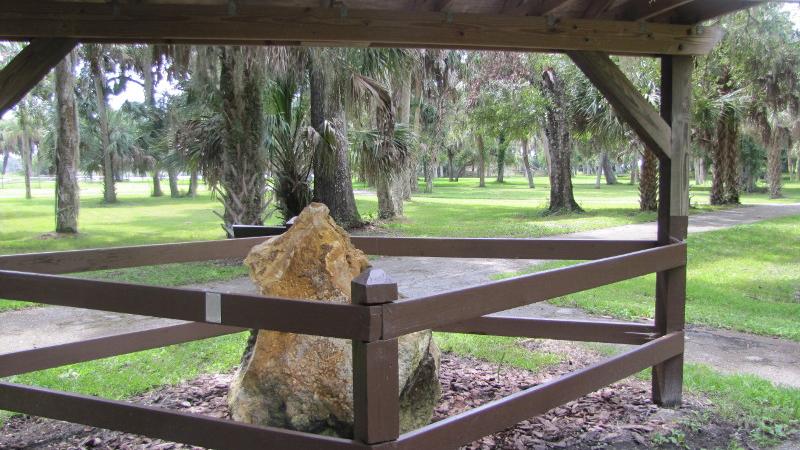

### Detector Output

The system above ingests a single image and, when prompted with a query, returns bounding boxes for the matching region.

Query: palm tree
[54,50,80,233]
[85,44,117,203]
[308,48,361,228]
[265,76,314,221]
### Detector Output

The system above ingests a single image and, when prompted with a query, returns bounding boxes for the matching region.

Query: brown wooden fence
[0,235,685,450]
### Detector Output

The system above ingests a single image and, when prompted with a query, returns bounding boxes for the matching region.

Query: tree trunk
[151,170,163,197]
[55,53,80,233]
[602,152,617,185]
[218,46,269,234]
[594,155,602,189]
[766,131,785,199]
[309,57,361,228]
[629,152,638,185]
[795,154,800,182]
[89,45,116,204]
[447,149,455,182]
[167,167,180,198]
[1,147,9,175]
[720,108,740,204]
[541,68,581,213]
[694,157,705,185]
[20,134,32,199]
[521,138,535,188]
[188,168,199,197]
[496,136,506,183]
[476,134,486,188]
[639,149,658,211]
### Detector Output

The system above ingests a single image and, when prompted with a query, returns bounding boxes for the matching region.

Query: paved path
[2,203,799,388]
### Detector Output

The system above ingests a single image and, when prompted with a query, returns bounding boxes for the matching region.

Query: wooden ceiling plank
[0,2,724,56]
[601,0,695,21]
[568,51,672,160]
[0,38,77,117]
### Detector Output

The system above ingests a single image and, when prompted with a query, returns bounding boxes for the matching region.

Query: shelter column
[653,55,691,407]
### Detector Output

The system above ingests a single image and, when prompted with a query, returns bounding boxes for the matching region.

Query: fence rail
[0,235,686,450]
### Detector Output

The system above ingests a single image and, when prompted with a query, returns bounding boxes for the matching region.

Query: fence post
[653,54,691,407]
[351,268,400,445]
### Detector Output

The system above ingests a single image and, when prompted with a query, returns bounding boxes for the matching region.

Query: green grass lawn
[496,215,800,341]
[1,174,799,441]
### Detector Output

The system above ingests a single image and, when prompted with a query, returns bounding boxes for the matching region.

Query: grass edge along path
[494,214,800,341]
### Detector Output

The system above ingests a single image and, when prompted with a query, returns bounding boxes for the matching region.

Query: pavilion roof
[0,0,791,56]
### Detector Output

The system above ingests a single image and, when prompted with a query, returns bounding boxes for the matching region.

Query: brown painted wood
[352,269,400,444]
[395,332,684,450]
[0,237,270,274]
[0,323,245,378]
[0,2,724,55]
[351,237,656,260]
[0,382,366,450]
[0,270,379,341]
[382,243,686,339]
[568,51,672,160]
[0,38,77,116]
[0,237,656,275]
[601,0,695,21]
[652,55,691,407]
[436,316,656,345]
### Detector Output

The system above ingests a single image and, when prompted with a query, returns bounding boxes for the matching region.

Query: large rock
[228,203,440,437]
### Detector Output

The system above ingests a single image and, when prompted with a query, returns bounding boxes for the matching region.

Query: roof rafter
[0,2,723,55]
[568,51,672,160]
[0,38,77,117]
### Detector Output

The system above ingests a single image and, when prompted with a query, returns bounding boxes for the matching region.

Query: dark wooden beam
[0,38,77,116]
[0,323,245,378]
[0,2,723,55]
[568,51,672,160]
[602,0,695,21]
[382,242,686,339]
[0,382,365,450]
[395,332,684,450]
[652,55,691,408]
[436,316,657,345]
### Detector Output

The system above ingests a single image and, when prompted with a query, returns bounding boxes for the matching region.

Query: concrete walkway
[1,203,799,388]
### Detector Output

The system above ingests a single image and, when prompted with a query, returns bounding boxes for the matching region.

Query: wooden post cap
[352,268,398,305]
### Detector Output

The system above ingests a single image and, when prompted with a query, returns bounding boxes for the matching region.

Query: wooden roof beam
[0,39,77,117]
[568,51,672,160]
[602,0,695,22]
[0,2,724,56]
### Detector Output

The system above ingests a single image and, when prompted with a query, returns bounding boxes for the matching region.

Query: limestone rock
[228,203,440,437]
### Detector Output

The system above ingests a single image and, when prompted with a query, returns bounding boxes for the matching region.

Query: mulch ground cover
[0,349,743,449]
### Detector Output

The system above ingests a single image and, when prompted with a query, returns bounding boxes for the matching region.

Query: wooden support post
[352,268,400,444]
[0,39,77,116]
[653,55,692,407]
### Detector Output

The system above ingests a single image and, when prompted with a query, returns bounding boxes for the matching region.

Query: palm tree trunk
[476,134,486,188]
[21,134,32,199]
[767,140,783,199]
[595,155,602,189]
[541,68,580,213]
[188,168,199,197]
[496,137,506,183]
[694,157,705,185]
[55,53,80,233]
[639,149,658,211]
[218,46,269,233]
[1,147,9,175]
[89,45,116,204]
[309,58,361,228]
[521,138,535,188]
[167,167,180,198]
[151,170,163,197]
[602,152,618,185]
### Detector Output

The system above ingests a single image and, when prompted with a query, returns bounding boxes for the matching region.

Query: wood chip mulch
[1,352,717,450]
